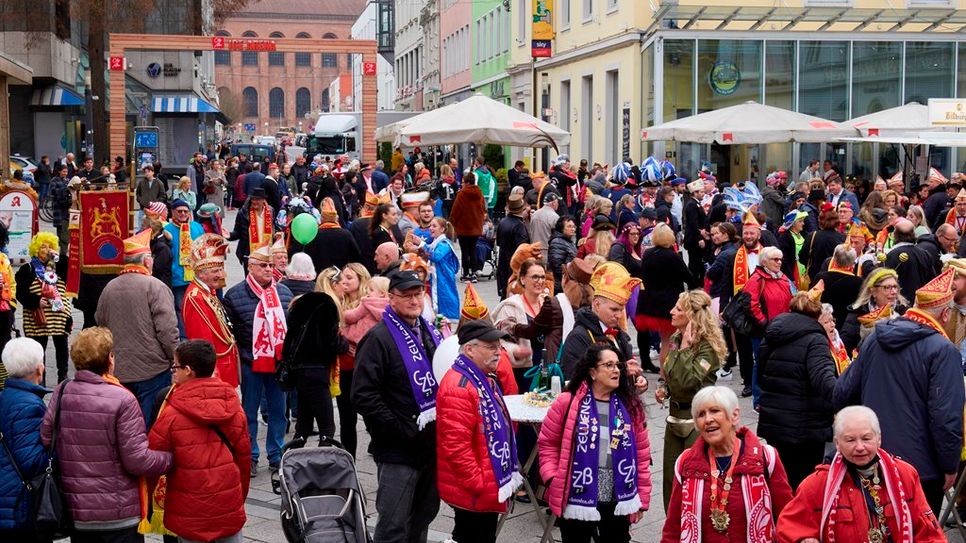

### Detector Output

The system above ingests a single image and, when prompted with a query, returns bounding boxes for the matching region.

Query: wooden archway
[108,33,378,163]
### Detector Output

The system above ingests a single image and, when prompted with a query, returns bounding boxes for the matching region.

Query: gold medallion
[867,528,883,543]
[710,509,730,532]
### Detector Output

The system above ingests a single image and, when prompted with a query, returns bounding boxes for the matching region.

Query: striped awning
[151,94,220,114]
[30,86,84,107]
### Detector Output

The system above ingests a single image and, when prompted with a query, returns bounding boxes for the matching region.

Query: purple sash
[383,306,443,430]
[452,354,523,502]
[565,390,641,520]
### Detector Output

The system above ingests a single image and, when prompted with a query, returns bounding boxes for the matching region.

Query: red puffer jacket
[149,377,251,541]
[537,382,652,518]
[745,267,794,328]
[436,367,515,514]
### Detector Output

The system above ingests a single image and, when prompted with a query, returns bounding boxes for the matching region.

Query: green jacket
[664,333,722,417]
[475,167,497,209]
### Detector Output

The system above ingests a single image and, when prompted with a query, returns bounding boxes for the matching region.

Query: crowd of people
[0,147,963,543]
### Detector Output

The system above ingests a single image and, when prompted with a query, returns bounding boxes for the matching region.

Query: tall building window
[295,32,311,66]
[269,88,285,118]
[583,0,593,21]
[268,32,285,66]
[214,31,231,65]
[243,87,258,117]
[241,31,258,65]
[296,88,311,118]
[321,88,330,112]
[322,32,337,68]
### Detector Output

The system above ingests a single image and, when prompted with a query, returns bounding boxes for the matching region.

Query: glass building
[643,34,966,184]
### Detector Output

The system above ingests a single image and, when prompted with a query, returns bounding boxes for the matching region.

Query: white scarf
[247,274,287,372]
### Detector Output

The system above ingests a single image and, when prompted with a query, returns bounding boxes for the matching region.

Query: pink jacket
[537,382,652,517]
[342,296,389,346]
[41,371,171,528]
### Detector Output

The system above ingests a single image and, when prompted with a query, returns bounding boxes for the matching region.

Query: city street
[30,209,962,543]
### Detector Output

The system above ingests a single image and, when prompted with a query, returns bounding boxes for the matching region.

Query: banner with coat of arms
[79,190,129,273]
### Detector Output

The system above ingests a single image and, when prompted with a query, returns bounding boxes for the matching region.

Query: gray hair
[759,246,783,263]
[286,252,316,281]
[833,405,881,439]
[833,244,857,268]
[691,385,740,420]
[375,160,384,169]
[123,252,150,266]
[821,302,834,316]
[2,338,45,378]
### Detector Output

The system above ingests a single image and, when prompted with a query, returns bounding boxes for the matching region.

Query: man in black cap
[436,319,519,543]
[353,270,444,543]
[228,186,275,269]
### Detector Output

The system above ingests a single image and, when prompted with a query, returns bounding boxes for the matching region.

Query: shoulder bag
[722,278,768,337]
[34,380,73,539]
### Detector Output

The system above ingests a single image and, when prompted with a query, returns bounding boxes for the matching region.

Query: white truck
[304,111,423,161]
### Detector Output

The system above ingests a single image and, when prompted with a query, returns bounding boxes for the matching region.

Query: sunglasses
[325,265,343,282]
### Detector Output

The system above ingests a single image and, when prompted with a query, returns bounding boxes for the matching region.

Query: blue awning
[30,85,84,107]
[152,94,220,114]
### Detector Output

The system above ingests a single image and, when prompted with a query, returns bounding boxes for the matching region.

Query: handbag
[33,380,73,539]
[0,428,47,529]
[276,304,324,391]
[721,278,768,337]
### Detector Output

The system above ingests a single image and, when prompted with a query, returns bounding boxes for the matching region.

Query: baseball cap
[457,320,511,345]
[389,270,424,292]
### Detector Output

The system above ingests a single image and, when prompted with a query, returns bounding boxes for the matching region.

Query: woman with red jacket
[743,246,795,406]
[436,320,523,543]
[450,172,487,281]
[538,344,652,542]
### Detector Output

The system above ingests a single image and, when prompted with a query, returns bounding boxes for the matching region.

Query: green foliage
[483,144,504,170]
[379,142,393,166]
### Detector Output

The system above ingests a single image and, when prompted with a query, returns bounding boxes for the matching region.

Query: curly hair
[70,327,114,375]
[674,290,728,361]
[28,231,59,257]
[566,344,643,419]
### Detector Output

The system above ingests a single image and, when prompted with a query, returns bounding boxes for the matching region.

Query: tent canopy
[641,101,856,144]
[844,102,958,137]
[837,133,966,148]
[376,93,570,149]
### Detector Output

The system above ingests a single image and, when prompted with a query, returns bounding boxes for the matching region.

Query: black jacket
[840,302,908,354]
[682,196,706,248]
[350,217,375,273]
[757,312,837,444]
[776,230,800,280]
[227,199,276,265]
[150,231,173,288]
[290,226,361,275]
[496,215,529,298]
[883,243,935,303]
[638,246,696,319]
[559,306,634,379]
[351,319,439,466]
[607,243,642,278]
[812,269,863,331]
[547,231,577,292]
[834,317,965,481]
[282,292,347,370]
[706,242,737,299]
[799,229,845,282]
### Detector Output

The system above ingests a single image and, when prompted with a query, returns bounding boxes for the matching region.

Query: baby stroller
[475,218,499,280]
[275,436,371,543]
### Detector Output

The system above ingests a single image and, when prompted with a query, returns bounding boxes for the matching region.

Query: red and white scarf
[247,274,287,373]
[248,206,273,255]
[820,451,913,543]
[676,439,777,543]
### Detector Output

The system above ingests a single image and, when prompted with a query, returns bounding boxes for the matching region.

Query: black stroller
[274,436,371,543]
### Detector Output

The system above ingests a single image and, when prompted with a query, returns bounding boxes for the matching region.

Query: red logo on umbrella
[409,135,422,143]
[722,133,734,142]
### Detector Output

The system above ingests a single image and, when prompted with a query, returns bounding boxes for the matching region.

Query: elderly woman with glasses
[662,386,793,543]
[539,345,651,542]
[840,268,909,353]
[742,245,795,406]
[777,406,945,543]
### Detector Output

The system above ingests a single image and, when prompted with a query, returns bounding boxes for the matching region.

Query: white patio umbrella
[640,101,856,144]
[844,102,956,137]
[377,93,570,150]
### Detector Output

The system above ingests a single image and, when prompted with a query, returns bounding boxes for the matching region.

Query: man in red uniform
[777,405,945,543]
[182,233,240,387]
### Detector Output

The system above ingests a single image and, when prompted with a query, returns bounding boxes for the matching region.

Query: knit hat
[170,198,190,211]
[460,283,489,321]
[321,197,339,224]
[915,268,955,310]
[190,233,229,270]
[589,262,641,306]
[144,201,168,221]
[122,229,152,257]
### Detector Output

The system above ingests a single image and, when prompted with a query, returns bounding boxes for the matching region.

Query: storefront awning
[151,94,220,114]
[30,85,84,107]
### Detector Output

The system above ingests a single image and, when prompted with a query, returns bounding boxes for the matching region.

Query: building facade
[440,0,473,106]
[214,0,366,135]
[471,0,512,104]
[394,0,426,110]
[351,1,397,112]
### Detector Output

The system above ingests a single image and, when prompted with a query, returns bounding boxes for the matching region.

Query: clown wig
[28,232,59,257]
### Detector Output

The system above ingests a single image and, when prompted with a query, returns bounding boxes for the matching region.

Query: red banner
[66,210,81,297]
[79,191,129,273]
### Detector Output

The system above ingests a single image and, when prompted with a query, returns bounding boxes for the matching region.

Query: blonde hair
[584,229,614,257]
[675,290,728,361]
[315,267,344,319]
[440,164,453,178]
[367,276,389,295]
[652,223,675,249]
[177,176,191,191]
[342,263,372,310]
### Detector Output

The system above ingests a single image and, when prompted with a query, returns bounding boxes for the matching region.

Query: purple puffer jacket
[40,370,172,529]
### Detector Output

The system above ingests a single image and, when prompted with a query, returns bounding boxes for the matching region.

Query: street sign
[244,123,257,132]
[109,56,125,71]
[363,62,377,76]
[532,40,552,58]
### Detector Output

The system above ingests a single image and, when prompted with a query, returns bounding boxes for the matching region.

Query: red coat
[450,185,487,237]
[436,366,515,513]
[777,456,945,543]
[537,382,652,518]
[149,378,251,541]
[182,282,240,387]
[745,268,794,327]
[661,427,794,543]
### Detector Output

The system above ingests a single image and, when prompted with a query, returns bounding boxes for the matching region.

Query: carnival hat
[271,235,287,255]
[144,201,168,221]
[249,243,273,263]
[321,197,339,224]
[190,233,229,270]
[687,180,704,193]
[858,303,893,327]
[123,229,152,257]
[914,267,955,310]
[956,188,966,201]
[565,257,596,284]
[589,261,641,306]
[460,283,490,321]
[364,191,380,208]
[806,279,825,302]
[782,210,808,230]
[400,191,430,209]
[944,258,966,277]
[742,211,761,230]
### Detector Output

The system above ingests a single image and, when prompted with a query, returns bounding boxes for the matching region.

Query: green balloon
[291,213,318,245]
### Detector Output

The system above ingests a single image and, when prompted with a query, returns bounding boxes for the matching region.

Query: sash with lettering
[732,244,759,295]
[383,305,443,429]
[565,384,641,520]
[248,206,273,255]
[452,354,523,502]
[247,274,287,372]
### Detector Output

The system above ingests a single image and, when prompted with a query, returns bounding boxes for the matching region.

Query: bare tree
[217,87,243,124]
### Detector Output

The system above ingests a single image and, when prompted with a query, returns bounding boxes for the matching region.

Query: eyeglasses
[249,261,271,269]
[596,361,625,371]
[526,275,546,281]
[390,291,423,301]
[875,283,899,291]
[170,365,188,372]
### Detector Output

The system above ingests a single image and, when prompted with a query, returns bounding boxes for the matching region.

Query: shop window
[764,41,795,111]
[798,41,848,121]
[663,39,694,122]
[697,39,762,113]
[905,42,955,104]
[852,42,900,116]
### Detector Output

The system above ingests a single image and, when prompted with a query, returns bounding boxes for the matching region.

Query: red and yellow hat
[915,267,955,310]
[589,262,641,306]
[461,283,489,321]
[190,233,229,270]
[123,229,152,257]
[742,211,760,230]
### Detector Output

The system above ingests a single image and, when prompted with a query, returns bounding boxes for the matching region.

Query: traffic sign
[363,62,377,76]
[244,123,257,132]
[109,56,125,71]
